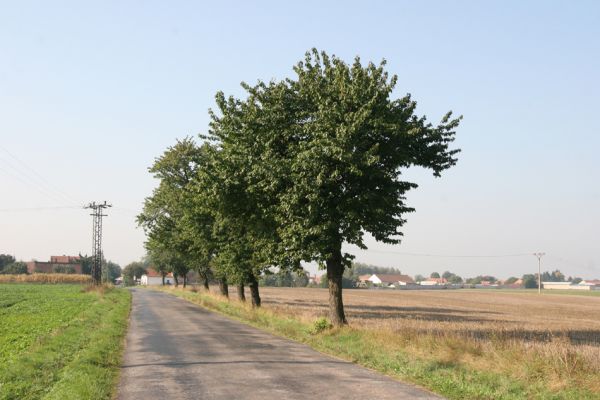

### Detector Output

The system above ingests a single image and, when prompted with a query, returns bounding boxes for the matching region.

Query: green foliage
[102,260,121,283]
[344,262,402,279]
[122,262,147,286]
[141,49,461,322]
[540,269,565,282]
[430,272,441,278]
[466,275,497,285]
[53,264,76,274]
[78,253,93,275]
[260,269,310,287]
[0,284,130,399]
[0,254,16,272]
[442,271,463,284]
[504,277,518,285]
[522,274,538,289]
[2,261,27,274]
[310,317,332,334]
[414,274,425,282]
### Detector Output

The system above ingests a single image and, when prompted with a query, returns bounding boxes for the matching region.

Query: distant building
[542,281,600,291]
[368,274,415,287]
[140,268,175,286]
[419,277,448,286]
[582,279,600,286]
[26,255,83,274]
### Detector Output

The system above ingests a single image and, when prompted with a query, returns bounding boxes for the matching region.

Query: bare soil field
[259,288,600,344]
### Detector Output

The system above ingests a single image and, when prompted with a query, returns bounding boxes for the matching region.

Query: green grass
[157,287,600,400]
[0,284,131,400]
[465,289,600,297]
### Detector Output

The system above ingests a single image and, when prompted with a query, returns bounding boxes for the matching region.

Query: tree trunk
[237,284,246,302]
[174,274,179,287]
[248,274,261,308]
[203,275,210,291]
[183,273,187,288]
[161,273,165,286]
[326,246,347,326]
[219,278,229,298]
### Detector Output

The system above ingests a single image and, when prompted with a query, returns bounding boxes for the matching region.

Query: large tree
[210,49,460,325]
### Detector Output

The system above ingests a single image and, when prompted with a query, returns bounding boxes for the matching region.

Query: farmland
[163,286,600,399]
[0,284,130,400]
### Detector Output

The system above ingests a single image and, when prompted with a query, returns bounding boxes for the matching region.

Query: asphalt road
[117,289,442,400]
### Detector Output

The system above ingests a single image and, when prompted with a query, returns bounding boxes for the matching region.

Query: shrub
[2,262,27,274]
[311,317,332,334]
[53,264,76,274]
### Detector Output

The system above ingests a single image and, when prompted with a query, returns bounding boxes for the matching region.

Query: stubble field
[258,287,600,397]
[260,287,600,343]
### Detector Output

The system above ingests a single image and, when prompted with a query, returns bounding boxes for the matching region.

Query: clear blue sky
[1,1,598,279]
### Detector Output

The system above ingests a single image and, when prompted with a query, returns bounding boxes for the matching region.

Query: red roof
[145,268,173,278]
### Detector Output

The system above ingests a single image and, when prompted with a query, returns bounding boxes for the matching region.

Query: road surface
[117,288,442,400]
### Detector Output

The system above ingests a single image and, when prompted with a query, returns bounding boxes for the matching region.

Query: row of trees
[137,49,460,325]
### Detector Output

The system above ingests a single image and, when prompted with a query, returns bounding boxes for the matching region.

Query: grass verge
[156,286,600,400]
[0,284,131,400]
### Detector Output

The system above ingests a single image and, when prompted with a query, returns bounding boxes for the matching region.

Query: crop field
[260,287,600,343]
[0,284,130,400]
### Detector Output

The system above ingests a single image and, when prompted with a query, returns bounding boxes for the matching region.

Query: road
[117,288,442,400]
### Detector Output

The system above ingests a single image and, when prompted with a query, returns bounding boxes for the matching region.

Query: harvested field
[260,288,600,345]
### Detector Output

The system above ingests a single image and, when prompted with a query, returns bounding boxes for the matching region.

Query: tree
[430,272,441,279]
[414,274,425,282]
[122,262,147,286]
[208,49,460,325]
[0,254,16,272]
[78,253,93,275]
[504,276,519,285]
[466,275,497,284]
[442,271,463,284]
[293,271,310,287]
[2,262,27,274]
[102,260,121,283]
[541,269,565,282]
[522,274,538,289]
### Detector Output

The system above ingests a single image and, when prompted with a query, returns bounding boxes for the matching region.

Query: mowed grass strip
[0,284,131,400]
[157,286,600,400]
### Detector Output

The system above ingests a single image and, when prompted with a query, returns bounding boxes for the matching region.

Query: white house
[140,268,175,286]
[419,277,448,286]
[542,281,600,291]
[368,274,415,287]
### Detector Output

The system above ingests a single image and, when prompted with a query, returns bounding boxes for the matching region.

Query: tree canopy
[138,49,461,325]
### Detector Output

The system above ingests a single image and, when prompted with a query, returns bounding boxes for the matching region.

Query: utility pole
[533,252,545,294]
[84,201,112,285]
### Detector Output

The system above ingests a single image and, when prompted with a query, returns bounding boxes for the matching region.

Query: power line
[0,206,82,212]
[346,246,533,258]
[0,145,81,206]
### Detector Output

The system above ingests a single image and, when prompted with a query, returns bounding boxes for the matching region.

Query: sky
[1,1,598,279]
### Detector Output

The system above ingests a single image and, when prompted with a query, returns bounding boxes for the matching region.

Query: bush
[2,262,27,274]
[310,317,332,334]
[53,264,76,274]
